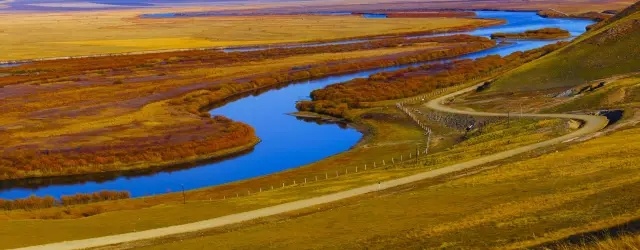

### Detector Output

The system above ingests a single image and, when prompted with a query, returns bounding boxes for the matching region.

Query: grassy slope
[0,116,568,249]
[138,116,640,250]
[131,4,640,249]
[491,2,640,92]
[572,234,640,249]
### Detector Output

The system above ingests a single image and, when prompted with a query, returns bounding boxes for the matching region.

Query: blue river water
[0,11,593,199]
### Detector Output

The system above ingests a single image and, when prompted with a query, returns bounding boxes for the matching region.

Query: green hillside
[492,1,640,92]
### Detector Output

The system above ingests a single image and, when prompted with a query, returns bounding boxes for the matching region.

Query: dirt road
[14,84,609,250]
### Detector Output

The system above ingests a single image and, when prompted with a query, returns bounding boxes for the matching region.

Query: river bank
[0,10,595,200]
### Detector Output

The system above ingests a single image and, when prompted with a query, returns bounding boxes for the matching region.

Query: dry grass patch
[0,111,566,249]
[132,123,640,250]
[0,11,497,60]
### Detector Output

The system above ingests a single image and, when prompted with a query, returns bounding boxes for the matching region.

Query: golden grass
[570,234,640,249]
[0,44,442,155]
[179,44,443,78]
[130,121,640,250]
[0,11,495,60]
[0,111,566,249]
[491,9,640,92]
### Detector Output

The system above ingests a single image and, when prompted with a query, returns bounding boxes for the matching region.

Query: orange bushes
[0,121,256,180]
[169,36,494,116]
[0,35,492,87]
[298,42,568,117]
[61,191,130,206]
[0,196,55,211]
[0,35,490,181]
[491,28,571,39]
[0,191,130,211]
[384,11,476,18]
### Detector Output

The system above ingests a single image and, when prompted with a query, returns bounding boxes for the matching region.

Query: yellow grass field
[135,123,640,249]
[0,42,458,180]
[0,11,496,60]
[0,115,568,249]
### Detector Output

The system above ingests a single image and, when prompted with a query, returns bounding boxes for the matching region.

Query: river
[0,11,593,199]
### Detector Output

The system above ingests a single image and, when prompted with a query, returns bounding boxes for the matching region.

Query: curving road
[14,84,609,250]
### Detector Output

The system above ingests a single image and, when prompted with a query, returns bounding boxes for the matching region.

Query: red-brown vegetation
[491,28,571,40]
[174,36,495,118]
[297,42,568,117]
[0,191,129,211]
[385,11,477,18]
[0,34,491,181]
[0,112,256,180]
[60,191,131,206]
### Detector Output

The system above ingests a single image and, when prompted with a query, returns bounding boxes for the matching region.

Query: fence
[177,84,478,203]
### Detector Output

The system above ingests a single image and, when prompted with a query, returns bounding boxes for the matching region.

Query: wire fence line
[185,151,436,203]
[181,85,474,203]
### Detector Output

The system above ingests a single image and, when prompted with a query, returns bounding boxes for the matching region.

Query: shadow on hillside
[533,218,640,249]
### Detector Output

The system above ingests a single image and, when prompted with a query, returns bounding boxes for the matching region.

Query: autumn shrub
[61,191,130,206]
[0,195,56,211]
[298,42,568,118]
[0,191,131,211]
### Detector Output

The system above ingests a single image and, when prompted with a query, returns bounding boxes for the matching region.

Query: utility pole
[425,129,432,155]
[181,184,186,204]
[520,103,523,118]
[416,145,420,164]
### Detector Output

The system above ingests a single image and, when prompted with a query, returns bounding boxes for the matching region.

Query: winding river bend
[0,11,593,199]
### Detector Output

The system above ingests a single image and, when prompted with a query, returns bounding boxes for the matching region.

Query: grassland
[490,1,640,92]
[1,40,484,180]
[0,11,499,60]
[111,67,640,250]
[137,0,635,19]
[81,6,640,248]
[128,121,640,249]
[0,111,570,249]
[569,234,640,249]
[2,2,639,249]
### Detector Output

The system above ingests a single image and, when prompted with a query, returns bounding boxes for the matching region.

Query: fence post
[392,158,395,164]
[365,164,367,170]
[236,193,238,198]
[282,182,285,188]
[294,180,296,185]
[260,188,262,192]
[326,172,328,179]
[305,178,307,184]
[315,176,318,182]
[271,185,274,190]
[356,166,358,172]
[248,190,250,195]
[383,160,385,166]
[336,171,338,177]
[374,162,377,168]
[401,155,403,161]
[345,168,348,174]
